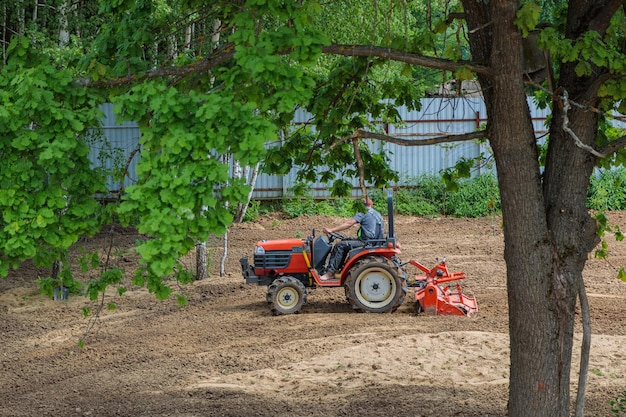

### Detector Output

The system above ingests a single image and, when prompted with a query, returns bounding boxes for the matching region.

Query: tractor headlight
[255,246,265,255]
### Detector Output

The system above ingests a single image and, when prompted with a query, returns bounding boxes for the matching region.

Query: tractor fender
[340,247,401,281]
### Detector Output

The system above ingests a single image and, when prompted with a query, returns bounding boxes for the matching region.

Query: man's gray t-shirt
[353,208,385,240]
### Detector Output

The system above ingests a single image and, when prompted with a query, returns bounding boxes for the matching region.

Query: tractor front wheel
[345,257,406,313]
[267,276,307,315]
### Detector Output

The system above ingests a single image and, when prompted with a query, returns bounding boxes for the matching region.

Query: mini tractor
[240,192,477,316]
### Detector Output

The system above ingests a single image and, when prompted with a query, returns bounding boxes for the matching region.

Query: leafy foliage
[0,38,107,281]
[587,168,626,211]
[92,0,330,296]
[263,54,419,194]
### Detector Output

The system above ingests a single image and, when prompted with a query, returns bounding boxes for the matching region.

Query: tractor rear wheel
[266,276,307,315]
[345,257,406,313]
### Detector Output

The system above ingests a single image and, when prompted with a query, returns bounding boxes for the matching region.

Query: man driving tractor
[320,198,385,281]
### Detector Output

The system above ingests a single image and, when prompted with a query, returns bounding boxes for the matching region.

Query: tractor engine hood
[255,238,304,253]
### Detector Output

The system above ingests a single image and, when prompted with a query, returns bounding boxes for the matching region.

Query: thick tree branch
[352,138,367,198]
[539,87,626,158]
[561,90,606,158]
[588,0,624,34]
[322,44,492,77]
[76,43,236,88]
[77,42,491,88]
[119,142,142,194]
[328,128,488,151]
[599,135,626,156]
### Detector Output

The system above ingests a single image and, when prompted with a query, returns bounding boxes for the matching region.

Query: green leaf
[132,268,147,287]
[454,66,474,82]
[176,294,188,307]
[575,61,591,77]
[595,212,609,236]
[515,1,541,38]
[594,240,609,259]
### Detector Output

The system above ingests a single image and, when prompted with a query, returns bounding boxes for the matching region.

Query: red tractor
[240,192,477,316]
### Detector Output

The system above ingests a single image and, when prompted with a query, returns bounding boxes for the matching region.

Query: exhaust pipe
[387,188,394,239]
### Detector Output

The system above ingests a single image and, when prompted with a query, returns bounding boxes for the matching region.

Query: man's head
[362,198,374,208]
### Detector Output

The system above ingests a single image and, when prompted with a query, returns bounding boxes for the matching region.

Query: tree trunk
[220,154,230,277]
[232,158,244,221]
[462,0,622,414]
[32,0,37,23]
[234,162,260,223]
[220,231,227,277]
[234,165,250,222]
[195,18,223,279]
[540,86,598,416]
[2,2,7,62]
[59,1,69,48]
[17,0,25,34]
[540,2,616,412]
[488,4,560,413]
[462,0,598,415]
[195,241,207,280]
[184,22,193,50]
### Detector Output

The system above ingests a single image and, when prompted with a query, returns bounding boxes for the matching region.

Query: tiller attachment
[407,258,478,317]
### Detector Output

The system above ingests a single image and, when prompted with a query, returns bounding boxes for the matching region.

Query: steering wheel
[327,231,346,242]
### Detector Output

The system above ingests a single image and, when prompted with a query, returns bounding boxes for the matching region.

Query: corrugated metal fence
[95,97,553,199]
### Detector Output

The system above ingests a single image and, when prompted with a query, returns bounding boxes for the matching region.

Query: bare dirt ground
[2,212,626,417]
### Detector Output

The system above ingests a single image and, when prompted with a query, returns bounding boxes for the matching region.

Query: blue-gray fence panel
[90,104,141,195]
[93,98,556,199]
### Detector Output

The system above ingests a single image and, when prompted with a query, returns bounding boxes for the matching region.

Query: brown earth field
[2,212,626,417]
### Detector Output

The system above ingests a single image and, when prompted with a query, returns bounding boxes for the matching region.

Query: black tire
[344,257,407,313]
[266,276,307,315]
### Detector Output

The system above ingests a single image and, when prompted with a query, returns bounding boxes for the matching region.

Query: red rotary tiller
[406,258,478,316]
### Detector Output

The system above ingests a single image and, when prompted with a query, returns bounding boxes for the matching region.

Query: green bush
[36,264,84,299]
[331,198,360,217]
[240,167,626,220]
[259,173,502,219]
[281,195,361,218]
[374,174,446,217]
[243,200,261,222]
[446,173,501,217]
[393,188,440,216]
[588,168,626,211]
[412,174,448,207]
[312,199,336,216]
[282,195,317,218]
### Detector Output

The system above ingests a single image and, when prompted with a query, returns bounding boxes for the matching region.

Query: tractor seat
[363,237,396,248]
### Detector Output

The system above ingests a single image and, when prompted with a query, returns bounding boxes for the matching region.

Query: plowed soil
[2,213,626,417]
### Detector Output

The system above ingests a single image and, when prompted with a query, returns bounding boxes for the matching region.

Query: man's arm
[323,218,357,234]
